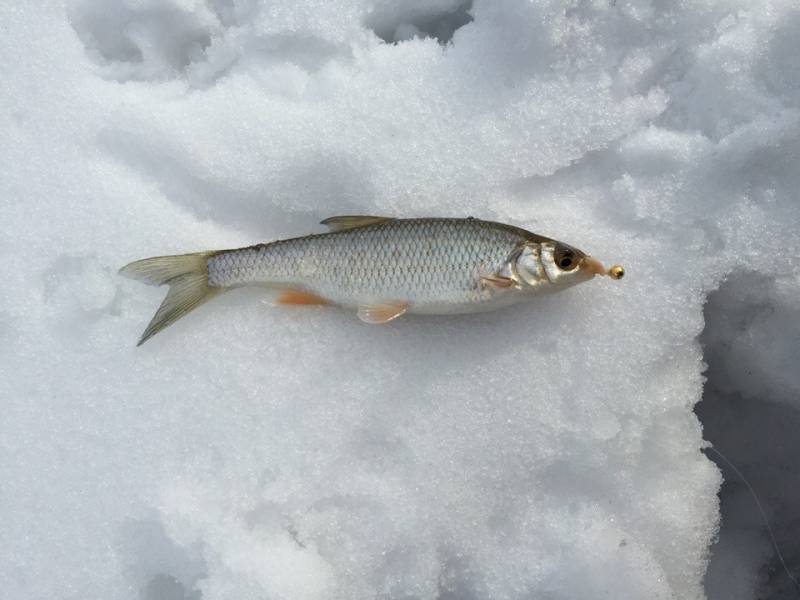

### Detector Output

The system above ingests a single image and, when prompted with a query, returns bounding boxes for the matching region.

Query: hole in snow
[366,0,473,45]
[141,574,201,600]
[117,517,207,600]
[696,272,800,599]
[69,0,215,82]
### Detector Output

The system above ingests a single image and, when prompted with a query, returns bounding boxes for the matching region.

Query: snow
[1,1,799,599]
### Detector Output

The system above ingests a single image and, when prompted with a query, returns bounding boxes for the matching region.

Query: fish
[120,216,624,345]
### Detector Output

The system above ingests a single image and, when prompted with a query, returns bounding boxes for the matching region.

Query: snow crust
[1,1,799,599]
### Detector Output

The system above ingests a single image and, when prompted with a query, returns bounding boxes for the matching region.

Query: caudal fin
[120,252,222,346]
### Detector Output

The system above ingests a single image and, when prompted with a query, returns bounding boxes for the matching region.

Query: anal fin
[357,302,408,324]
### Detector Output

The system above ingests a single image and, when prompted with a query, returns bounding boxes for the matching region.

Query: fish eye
[554,245,578,271]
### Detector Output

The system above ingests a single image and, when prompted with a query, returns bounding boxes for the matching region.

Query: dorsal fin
[320,215,392,232]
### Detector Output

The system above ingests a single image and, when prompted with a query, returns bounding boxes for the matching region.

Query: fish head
[515,240,610,290]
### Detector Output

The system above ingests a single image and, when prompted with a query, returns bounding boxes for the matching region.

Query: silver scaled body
[120,216,614,344]
[207,218,578,314]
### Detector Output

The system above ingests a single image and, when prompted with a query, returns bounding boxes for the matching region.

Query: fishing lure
[121,216,624,345]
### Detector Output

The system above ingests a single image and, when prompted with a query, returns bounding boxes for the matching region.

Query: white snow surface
[1,1,799,599]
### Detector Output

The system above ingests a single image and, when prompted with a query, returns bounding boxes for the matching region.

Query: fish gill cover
[1,0,799,599]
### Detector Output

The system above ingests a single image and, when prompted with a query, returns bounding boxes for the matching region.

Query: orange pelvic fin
[276,289,330,305]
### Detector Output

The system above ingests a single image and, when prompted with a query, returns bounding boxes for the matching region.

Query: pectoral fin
[321,215,392,232]
[276,289,330,305]
[481,275,516,289]
[357,302,408,324]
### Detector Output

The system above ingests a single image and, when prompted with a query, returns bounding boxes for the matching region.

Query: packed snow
[1,1,799,599]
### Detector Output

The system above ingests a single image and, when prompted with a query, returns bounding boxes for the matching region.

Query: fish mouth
[582,256,608,276]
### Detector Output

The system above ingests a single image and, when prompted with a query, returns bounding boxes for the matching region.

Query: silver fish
[120,216,623,345]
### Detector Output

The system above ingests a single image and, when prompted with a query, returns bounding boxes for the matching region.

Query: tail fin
[119,252,222,346]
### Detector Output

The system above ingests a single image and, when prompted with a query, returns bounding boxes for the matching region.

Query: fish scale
[207,218,526,309]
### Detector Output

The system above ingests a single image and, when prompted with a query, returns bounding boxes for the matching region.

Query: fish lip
[582,256,607,276]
